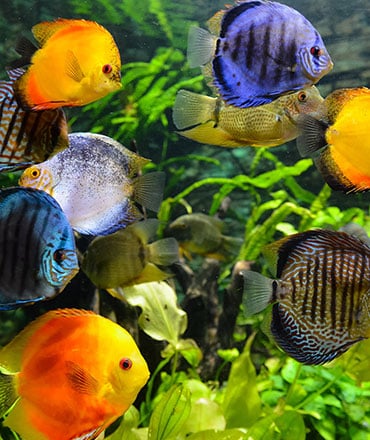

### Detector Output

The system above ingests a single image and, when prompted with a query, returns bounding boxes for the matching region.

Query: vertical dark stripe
[2,105,20,154]
[25,112,43,153]
[310,254,320,322]
[245,24,255,70]
[291,277,296,303]
[272,20,286,85]
[259,23,271,81]
[347,253,360,330]
[339,250,349,328]
[320,250,327,323]
[331,248,339,329]
[220,1,262,37]
[302,259,311,316]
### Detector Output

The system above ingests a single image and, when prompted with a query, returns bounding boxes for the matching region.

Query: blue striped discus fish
[241,229,370,365]
[0,68,68,168]
[0,187,79,309]
[188,0,333,108]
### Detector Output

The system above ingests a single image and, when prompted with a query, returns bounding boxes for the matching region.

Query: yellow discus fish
[12,18,122,110]
[173,86,324,148]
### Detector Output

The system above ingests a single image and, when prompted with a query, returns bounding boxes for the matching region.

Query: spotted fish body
[242,229,370,364]
[0,69,68,167]
[0,187,79,309]
[19,133,165,236]
[189,0,333,108]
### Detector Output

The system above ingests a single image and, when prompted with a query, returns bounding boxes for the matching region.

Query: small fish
[19,132,165,236]
[297,87,370,193]
[0,308,150,440]
[173,86,324,148]
[188,0,333,108]
[0,187,78,310]
[82,219,179,289]
[11,18,122,110]
[168,213,242,261]
[241,229,370,365]
[0,68,68,167]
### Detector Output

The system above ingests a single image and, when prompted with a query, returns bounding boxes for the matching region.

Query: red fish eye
[298,91,307,102]
[310,46,322,57]
[102,64,113,74]
[53,249,66,264]
[119,358,132,370]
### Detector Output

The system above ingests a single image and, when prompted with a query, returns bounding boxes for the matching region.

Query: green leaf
[186,429,247,440]
[113,282,187,346]
[275,410,306,440]
[222,334,262,428]
[148,384,191,440]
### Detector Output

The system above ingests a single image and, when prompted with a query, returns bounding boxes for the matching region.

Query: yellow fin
[131,263,174,285]
[0,371,18,419]
[173,90,217,130]
[177,123,247,148]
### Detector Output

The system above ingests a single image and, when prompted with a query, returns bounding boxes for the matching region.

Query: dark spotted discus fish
[188,0,333,108]
[0,187,79,309]
[0,68,68,168]
[241,229,370,365]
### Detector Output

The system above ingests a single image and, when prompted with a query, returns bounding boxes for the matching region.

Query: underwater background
[0,0,370,439]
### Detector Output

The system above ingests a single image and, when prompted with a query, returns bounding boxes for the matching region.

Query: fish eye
[298,91,307,102]
[310,46,322,57]
[53,249,66,264]
[30,168,41,179]
[119,358,132,370]
[102,64,113,74]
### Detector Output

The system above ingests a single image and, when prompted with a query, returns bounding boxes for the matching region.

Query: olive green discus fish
[241,229,370,365]
[82,219,179,289]
[19,133,165,236]
[0,187,78,309]
[173,86,324,148]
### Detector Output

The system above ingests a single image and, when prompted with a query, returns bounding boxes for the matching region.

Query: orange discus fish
[12,18,122,110]
[0,308,150,440]
[297,87,370,193]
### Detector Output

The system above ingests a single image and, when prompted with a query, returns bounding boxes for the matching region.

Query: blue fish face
[298,34,333,81]
[0,187,79,309]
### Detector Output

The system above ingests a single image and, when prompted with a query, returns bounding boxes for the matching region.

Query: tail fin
[240,270,275,317]
[173,90,217,130]
[148,237,179,266]
[132,171,165,213]
[296,114,328,157]
[187,26,216,68]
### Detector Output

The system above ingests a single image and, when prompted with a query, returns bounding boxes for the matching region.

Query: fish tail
[220,235,243,258]
[0,371,18,419]
[147,237,179,266]
[173,90,217,130]
[240,270,276,317]
[296,114,328,157]
[132,171,166,213]
[8,37,38,69]
[187,26,216,68]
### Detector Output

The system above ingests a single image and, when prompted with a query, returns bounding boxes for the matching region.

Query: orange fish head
[19,165,54,193]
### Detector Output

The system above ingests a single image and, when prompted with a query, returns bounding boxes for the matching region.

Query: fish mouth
[299,47,333,82]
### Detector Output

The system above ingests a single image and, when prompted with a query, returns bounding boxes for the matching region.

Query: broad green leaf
[148,384,191,440]
[275,411,306,440]
[113,282,187,346]
[186,429,247,440]
[105,406,140,440]
[161,338,202,367]
[222,334,262,428]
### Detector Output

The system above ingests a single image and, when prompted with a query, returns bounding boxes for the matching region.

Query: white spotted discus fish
[188,0,333,108]
[241,229,370,365]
